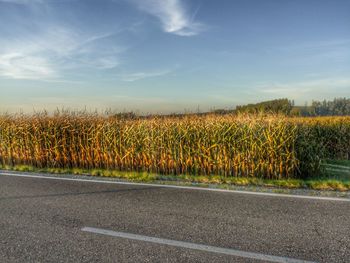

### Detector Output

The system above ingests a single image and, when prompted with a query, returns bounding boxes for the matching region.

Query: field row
[0,114,349,179]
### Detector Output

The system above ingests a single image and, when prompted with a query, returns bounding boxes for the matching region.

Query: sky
[0,0,349,114]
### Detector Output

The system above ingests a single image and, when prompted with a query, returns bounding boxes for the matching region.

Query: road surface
[0,172,349,262]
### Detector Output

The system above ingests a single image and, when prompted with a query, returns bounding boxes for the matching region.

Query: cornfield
[0,113,349,179]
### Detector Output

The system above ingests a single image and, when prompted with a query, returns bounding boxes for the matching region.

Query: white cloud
[0,52,56,79]
[133,0,204,36]
[119,69,172,82]
[0,26,122,80]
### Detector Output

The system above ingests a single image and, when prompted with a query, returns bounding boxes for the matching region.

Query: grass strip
[1,164,349,192]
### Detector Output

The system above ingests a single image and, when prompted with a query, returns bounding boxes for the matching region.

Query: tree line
[234,98,350,116]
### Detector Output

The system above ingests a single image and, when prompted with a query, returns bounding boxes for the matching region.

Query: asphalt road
[0,172,349,263]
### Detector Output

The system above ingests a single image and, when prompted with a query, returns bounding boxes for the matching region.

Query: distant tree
[235,98,293,115]
[110,112,137,119]
[311,98,350,116]
[233,98,350,116]
[290,107,302,116]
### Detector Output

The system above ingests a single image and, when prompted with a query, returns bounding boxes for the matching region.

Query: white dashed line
[82,227,316,263]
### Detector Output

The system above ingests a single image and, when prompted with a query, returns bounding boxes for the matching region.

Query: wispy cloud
[132,0,204,36]
[0,52,56,79]
[119,69,172,82]
[0,25,123,80]
[0,0,203,81]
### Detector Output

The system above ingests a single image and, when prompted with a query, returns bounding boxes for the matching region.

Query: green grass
[1,163,349,191]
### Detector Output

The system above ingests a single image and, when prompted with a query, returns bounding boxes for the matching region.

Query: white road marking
[0,171,349,202]
[82,227,316,263]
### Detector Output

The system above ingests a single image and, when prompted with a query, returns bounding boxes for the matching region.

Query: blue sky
[0,0,349,113]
